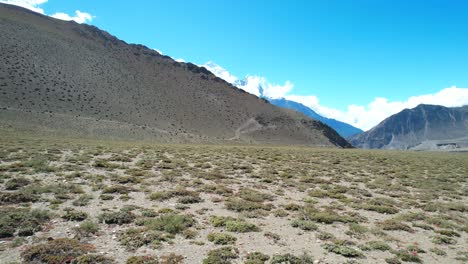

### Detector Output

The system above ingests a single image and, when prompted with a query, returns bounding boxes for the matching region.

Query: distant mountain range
[267,99,363,138]
[0,3,351,147]
[349,104,468,150]
[201,63,363,138]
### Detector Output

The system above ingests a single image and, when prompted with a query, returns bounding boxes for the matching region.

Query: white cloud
[236,75,264,97]
[0,0,47,14]
[153,49,162,55]
[1,0,93,24]
[286,86,468,131]
[201,61,294,99]
[175,58,185,63]
[51,10,92,24]
[201,61,238,84]
[263,80,294,99]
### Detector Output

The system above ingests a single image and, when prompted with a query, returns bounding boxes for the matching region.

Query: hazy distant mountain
[0,3,351,147]
[349,104,468,150]
[201,62,362,138]
[268,98,363,138]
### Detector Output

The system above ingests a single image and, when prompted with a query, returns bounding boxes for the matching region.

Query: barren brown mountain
[0,3,350,147]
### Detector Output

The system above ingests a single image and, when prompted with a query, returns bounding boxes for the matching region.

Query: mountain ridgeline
[0,3,351,147]
[268,98,363,138]
[349,104,468,150]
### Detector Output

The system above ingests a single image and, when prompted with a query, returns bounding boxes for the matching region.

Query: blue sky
[3,0,468,130]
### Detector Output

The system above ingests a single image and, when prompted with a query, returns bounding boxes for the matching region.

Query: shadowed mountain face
[349,104,468,150]
[268,98,363,138]
[0,4,351,147]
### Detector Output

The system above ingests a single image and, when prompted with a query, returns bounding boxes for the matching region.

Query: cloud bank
[1,0,93,23]
[201,61,468,131]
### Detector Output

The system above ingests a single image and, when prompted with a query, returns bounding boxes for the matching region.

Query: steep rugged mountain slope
[349,104,468,150]
[268,98,363,138]
[0,4,351,147]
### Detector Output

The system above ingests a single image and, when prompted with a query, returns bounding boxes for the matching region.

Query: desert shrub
[207,232,237,245]
[21,238,94,263]
[0,207,50,238]
[359,241,391,251]
[301,208,358,224]
[72,194,93,206]
[245,252,270,264]
[291,220,318,231]
[73,221,99,237]
[392,249,422,263]
[429,247,447,256]
[149,191,173,201]
[126,255,159,264]
[378,219,413,232]
[346,223,369,238]
[270,253,315,263]
[143,213,194,234]
[177,195,202,204]
[0,191,38,205]
[432,235,457,245]
[119,228,172,250]
[5,177,30,190]
[316,231,335,241]
[160,253,184,264]
[225,198,273,212]
[209,216,259,233]
[75,254,115,264]
[102,185,134,194]
[203,246,239,264]
[239,189,274,202]
[62,209,88,221]
[435,229,460,237]
[98,210,135,225]
[323,243,364,258]
[99,194,114,200]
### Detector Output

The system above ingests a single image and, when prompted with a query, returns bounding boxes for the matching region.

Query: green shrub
[72,194,93,206]
[429,248,447,256]
[126,255,159,264]
[75,254,115,264]
[291,220,318,231]
[359,241,391,251]
[21,238,94,263]
[63,209,88,221]
[392,249,422,263]
[5,177,31,190]
[102,185,134,194]
[119,228,171,250]
[74,221,99,237]
[225,198,273,212]
[432,235,457,245]
[270,253,315,263]
[207,232,237,245]
[323,243,364,258]
[143,213,194,234]
[99,210,135,225]
[209,216,259,233]
[0,207,50,238]
[378,219,413,232]
[0,191,38,205]
[203,247,239,264]
[245,252,270,264]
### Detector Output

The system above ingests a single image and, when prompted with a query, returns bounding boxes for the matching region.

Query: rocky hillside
[349,104,468,150]
[0,3,351,147]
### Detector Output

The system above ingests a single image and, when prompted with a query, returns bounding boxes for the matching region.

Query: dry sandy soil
[0,131,467,264]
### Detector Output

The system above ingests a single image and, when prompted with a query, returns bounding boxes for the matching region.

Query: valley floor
[0,130,467,264]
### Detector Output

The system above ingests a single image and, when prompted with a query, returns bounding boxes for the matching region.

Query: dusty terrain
[0,130,466,264]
